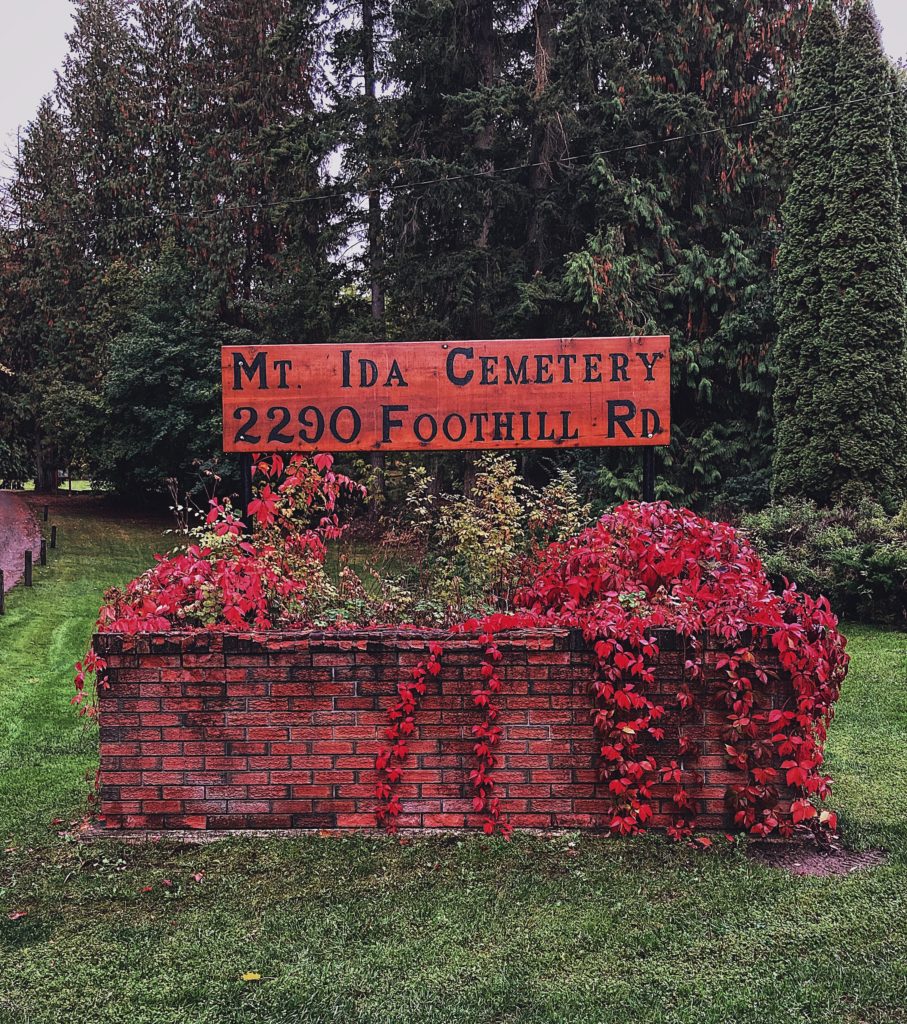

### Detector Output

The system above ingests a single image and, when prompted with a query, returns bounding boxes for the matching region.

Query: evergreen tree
[816,0,907,509]
[94,244,248,494]
[135,0,196,244]
[772,1,841,501]
[381,0,532,341]
[0,98,94,490]
[330,0,392,338]
[187,0,336,335]
[531,1,808,505]
[55,0,148,266]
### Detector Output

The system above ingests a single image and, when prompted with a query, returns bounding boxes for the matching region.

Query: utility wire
[163,91,901,222]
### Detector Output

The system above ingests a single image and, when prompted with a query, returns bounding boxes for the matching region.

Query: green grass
[0,502,905,1024]
[20,479,95,492]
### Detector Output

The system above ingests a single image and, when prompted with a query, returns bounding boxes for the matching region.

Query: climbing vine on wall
[80,458,848,841]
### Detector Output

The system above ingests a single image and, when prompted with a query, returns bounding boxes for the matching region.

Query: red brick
[97,628,795,836]
[423,813,466,827]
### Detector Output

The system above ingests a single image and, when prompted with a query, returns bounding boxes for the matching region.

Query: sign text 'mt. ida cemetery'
[221,337,670,453]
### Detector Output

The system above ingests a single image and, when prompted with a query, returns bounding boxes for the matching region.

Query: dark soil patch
[748,840,888,877]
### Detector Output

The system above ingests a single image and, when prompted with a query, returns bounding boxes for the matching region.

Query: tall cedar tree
[568,1,810,507]
[45,0,149,490]
[381,0,808,505]
[382,0,531,341]
[330,0,392,337]
[817,1,907,509]
[55,0,148,266]
[0,99,92,489]
[187,0,336,336]
[97,243,245,493]
[135,0,196,245]
[772,1,841,501]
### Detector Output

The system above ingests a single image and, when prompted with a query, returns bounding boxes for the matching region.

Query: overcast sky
[2,0,907,176]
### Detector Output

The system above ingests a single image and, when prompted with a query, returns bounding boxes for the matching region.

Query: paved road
[0,491,41,590]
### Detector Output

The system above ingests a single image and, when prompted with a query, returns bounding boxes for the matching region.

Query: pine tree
[55,0,148,266]
[816,0,907,509]
[0,98,94,490]
[381,0,532,341]
[772,1,841,501]
[330,0,392,337]
[94,243,244,493]
[559,0,811,506]
[135,0,196,244]
[187,0,335,334]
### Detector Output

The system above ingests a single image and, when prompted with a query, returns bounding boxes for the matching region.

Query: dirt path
[0,491,42,590]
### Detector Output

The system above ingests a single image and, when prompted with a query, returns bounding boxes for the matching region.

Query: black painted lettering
[610,352,630,382]
[504,355,529,385]
[381,404,408,443]
[443,413,467,442]
[298,405,324,444]
[341,350,352,388]
[266,406,294,444]
[330,406,362,444]
[359,359,378,387]
[491,411,514,441]
[413,413,438,443]
[447,347,474,386]
[518,411,532,440]
[385,359,408,387]
[535,354,554,384]
[480,355,499,385]
[232,406,260,444]
[583,353,602,383]
[469,411,489,441]
[233,351,267,390]
[556,353,577,383]
[560,411,579,441]
[641,408,662,438]
[607,400,637,438]
[537,411,556,441]
[637,351,664,381]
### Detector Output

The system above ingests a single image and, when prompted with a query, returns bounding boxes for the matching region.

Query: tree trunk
[527,0,563,276]
[34,434,57,493]
[363,0,386,508]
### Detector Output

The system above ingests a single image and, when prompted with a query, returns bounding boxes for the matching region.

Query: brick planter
[93,627,795,833]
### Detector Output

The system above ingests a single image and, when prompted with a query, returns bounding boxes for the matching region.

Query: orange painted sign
[221,337,670,453]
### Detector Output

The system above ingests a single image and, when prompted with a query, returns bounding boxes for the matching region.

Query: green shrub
[381,454,593,621]
[742,499,907,625]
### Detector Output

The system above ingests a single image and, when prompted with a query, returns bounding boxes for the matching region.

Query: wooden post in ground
[24,550,32,587]
[51,525,58,549]
[40,539,47,566]
[0,569,5,614]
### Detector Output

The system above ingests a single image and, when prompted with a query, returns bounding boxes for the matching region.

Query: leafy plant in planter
[79,456,849,843]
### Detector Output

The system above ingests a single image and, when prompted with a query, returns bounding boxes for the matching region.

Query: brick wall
[93,627,792,832]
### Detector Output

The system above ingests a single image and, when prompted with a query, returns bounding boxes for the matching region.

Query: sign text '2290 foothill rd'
[221,336,671,453]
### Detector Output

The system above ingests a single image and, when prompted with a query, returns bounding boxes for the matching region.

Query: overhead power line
[168,91,901,222]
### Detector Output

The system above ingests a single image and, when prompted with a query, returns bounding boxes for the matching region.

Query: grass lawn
[0,500,905,1024]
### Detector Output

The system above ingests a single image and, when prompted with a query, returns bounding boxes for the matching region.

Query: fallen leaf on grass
[7,910,28,921]
[241,972,262,982]
[192,872,205,883]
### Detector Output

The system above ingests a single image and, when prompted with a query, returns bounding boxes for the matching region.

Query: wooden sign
[221,337,670,453]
